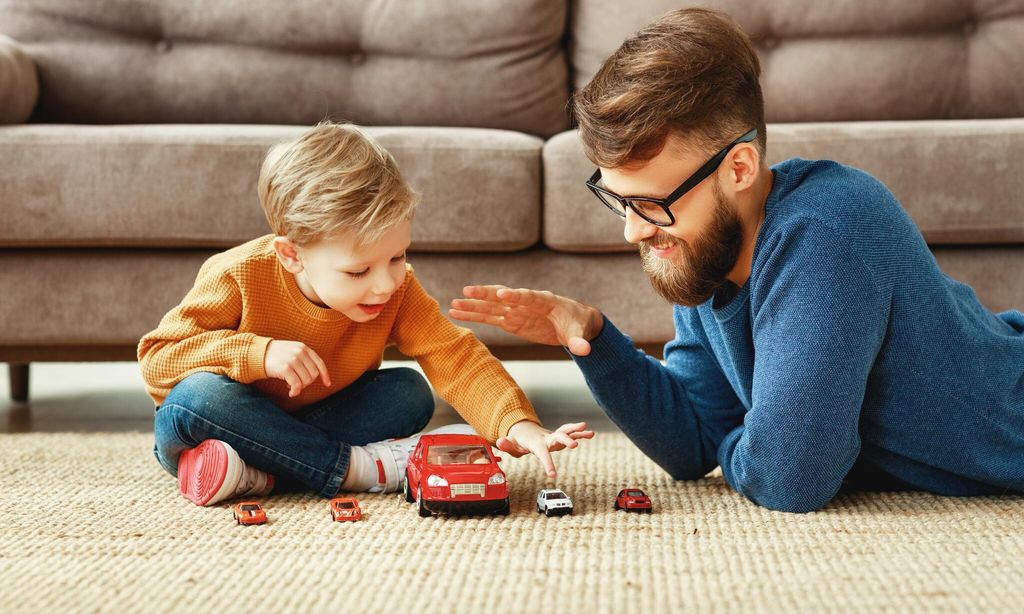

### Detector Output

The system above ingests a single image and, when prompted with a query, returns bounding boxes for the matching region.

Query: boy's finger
[285,372,302,397]
[569,430,596,440]
[495,437,528,457]
[308,350,331,387]
[551,432,578,449]
[533,445,557,478]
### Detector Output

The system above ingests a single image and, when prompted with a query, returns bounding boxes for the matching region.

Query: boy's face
[278,220,412,322]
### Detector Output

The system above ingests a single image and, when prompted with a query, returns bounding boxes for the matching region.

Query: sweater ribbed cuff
[243,335,273,382]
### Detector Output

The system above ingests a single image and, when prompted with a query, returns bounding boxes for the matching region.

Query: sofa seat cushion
[0,124,542,251]
[1,0,569,137]
[0,247,1018,350]
[544,119,1024,252]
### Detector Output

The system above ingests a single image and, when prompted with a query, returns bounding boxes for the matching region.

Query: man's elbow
[745,485,834,514]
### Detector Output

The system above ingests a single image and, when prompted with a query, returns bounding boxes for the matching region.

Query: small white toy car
[536,488,574,517]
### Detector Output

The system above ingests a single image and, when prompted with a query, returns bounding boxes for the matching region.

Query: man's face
[294,220,412,322]
[599,137,744,307]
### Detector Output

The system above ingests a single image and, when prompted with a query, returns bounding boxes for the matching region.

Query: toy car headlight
[487,473,505,485]
[426,474,449,487]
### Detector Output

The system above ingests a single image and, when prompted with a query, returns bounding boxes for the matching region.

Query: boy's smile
[273,220,413,322]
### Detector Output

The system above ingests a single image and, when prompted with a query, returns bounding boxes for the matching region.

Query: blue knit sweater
[573,158,1024,513]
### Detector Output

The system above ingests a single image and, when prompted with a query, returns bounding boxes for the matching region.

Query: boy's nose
[370,270,397,297]
[623,208,659,245]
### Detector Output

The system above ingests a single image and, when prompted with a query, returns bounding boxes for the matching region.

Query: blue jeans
[153,368,435,498]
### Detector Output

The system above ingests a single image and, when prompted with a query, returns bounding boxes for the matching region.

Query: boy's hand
[264,340,332,397]
[450,285,604,356]
[496,420,595,478]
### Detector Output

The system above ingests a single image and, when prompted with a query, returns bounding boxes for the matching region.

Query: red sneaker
[177,439,274,506]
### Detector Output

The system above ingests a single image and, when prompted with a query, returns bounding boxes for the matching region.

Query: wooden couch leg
[9,363,29,402]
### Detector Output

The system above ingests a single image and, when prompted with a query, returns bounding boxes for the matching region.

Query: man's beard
[638,182,744,307]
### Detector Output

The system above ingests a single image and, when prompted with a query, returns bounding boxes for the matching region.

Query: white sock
[340,445,379,493]
[338,424,478,494]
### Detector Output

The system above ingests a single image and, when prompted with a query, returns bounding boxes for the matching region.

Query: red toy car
[404,433,510,517]
[614,488,652,513]
[233,501,268,525]
[330,497,363,522]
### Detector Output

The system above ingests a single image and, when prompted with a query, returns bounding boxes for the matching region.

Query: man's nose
[622,207,658,245]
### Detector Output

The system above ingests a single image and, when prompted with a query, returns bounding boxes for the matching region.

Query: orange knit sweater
[137,235,539,443]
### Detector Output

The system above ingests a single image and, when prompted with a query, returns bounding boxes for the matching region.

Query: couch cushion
[544,119,1024,252]
[571,0,1024,121]
[0,0,569,137]
[0,247,1019,349]
[0,124,542,251]
[0,34,37,124]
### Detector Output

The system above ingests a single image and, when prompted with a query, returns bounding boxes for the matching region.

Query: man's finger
[450,298,509,317]
[566,337,592,357]
[448,309,506,327]
[462,285,510,301]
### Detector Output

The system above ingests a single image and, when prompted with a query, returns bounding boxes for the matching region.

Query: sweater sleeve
[137,264,273,404]
[718,219,887,513]
[571,310,746,481]
[390,273,540,443]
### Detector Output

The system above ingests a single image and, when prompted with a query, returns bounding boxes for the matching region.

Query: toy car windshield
[626,490,645,497]
[546,492,567,500]
[337,501,355,508]
[240,504,260,511]
[427,445,492,465]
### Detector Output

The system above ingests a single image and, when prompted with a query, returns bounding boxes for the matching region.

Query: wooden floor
[1,361,617,434]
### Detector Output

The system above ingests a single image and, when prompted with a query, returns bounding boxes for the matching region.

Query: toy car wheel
[417,487,431,518]
[614,502,621,511]
[403,475,414,504]
[499,497,510,516]
[536,505,542,514]
[545,509,552,517]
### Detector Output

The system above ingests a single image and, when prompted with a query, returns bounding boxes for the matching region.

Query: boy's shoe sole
[177,439,242,506]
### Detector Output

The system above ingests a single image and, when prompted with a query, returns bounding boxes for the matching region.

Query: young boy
[139,122,593,506]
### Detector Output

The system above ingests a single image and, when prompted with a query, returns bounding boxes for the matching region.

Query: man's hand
[264,340,331,397]
[450,285,604,356]
[495,420,595,478]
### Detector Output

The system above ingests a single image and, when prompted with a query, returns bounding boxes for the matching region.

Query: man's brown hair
[572,8,766,168]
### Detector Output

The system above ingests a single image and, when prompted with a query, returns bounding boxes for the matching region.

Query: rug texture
[1,432,1022,613]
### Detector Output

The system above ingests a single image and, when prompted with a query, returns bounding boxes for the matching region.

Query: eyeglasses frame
[585,128,759,227]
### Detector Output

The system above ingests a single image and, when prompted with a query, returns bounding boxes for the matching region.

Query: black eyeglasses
[586,128,758,227]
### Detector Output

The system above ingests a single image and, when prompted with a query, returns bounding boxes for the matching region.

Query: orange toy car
[330,497,363,522]
[233,501,268,525]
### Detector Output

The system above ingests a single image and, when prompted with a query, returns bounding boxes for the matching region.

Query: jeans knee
[163,372,241,419]
[390,367,435,428]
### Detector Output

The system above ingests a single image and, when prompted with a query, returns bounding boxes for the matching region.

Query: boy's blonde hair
[258,122,418,246]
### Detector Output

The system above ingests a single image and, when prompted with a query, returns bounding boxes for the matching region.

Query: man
[449,8,1024,513]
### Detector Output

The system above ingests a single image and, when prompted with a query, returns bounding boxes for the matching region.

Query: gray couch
[2,0,1022,401]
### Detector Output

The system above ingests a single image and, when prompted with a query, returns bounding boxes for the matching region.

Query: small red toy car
[233,501,268,525]
[330,497,363,522]
[614,488,652,513]
[404,433,510,517]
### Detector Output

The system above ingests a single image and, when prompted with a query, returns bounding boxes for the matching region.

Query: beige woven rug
[2,432,1023,613]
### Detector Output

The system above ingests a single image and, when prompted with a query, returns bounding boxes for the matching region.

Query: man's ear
[272,236,304,274]
[723,142,761,194]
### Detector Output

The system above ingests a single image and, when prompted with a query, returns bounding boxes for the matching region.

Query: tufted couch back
[3,0,1023,131]
[573,0,1024,122]
[0,0,570,136]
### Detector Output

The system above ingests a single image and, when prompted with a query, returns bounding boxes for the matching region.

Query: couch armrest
[0,35,38,124]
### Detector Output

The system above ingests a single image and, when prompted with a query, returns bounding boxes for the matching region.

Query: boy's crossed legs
[154,368,459,506]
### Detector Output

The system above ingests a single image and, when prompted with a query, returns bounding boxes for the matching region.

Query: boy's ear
[272,236,304,274]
